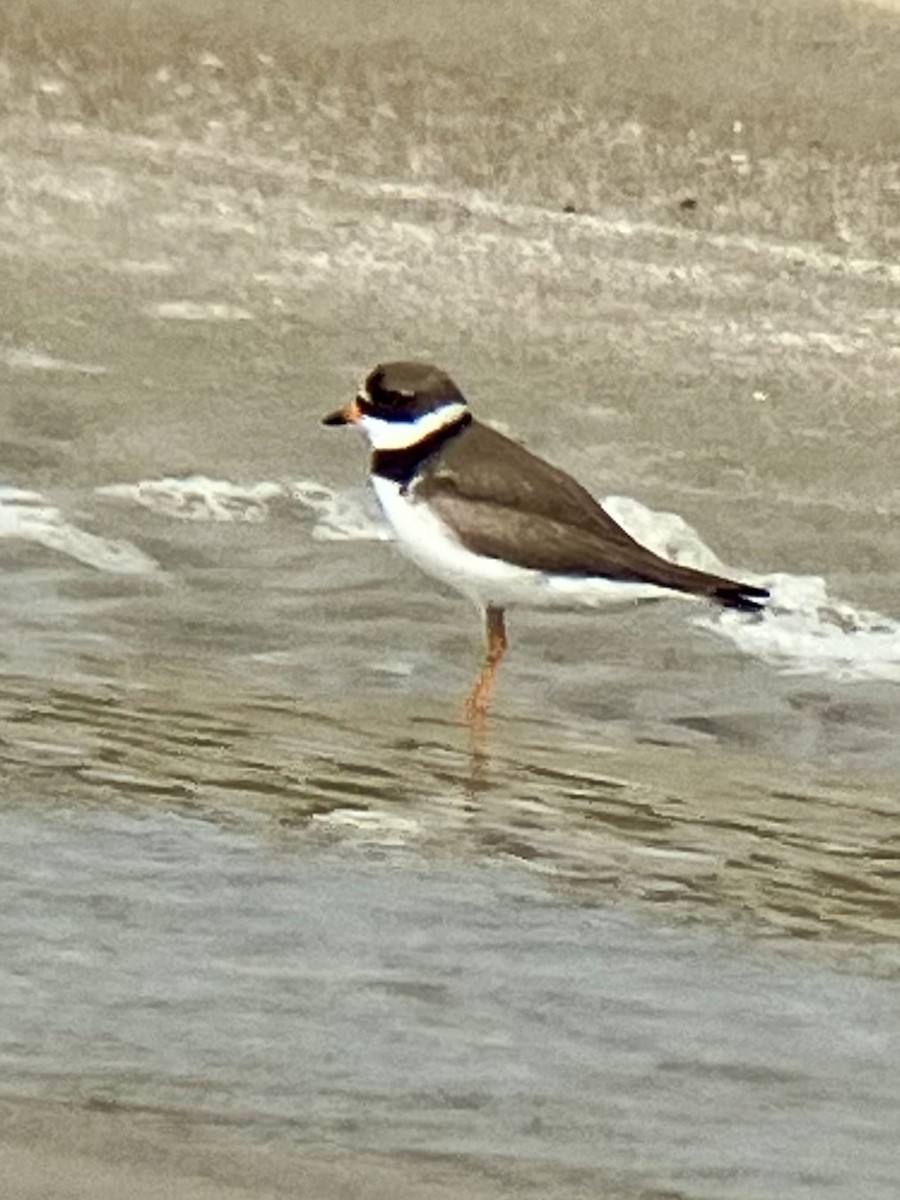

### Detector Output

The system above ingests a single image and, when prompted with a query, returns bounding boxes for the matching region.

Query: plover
[323,361,768,718]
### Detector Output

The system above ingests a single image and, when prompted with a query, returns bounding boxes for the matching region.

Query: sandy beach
[1,1100,605,1200]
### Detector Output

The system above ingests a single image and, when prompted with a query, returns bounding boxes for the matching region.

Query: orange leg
[465,605,508,722]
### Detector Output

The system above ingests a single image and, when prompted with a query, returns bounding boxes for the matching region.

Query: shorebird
[323,361,768,719]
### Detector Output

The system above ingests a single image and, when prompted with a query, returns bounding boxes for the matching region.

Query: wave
[0,484,158,573]
[96,475,390,539]
[96,474,900,683]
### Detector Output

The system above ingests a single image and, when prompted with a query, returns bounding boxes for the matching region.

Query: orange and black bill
[322,398,361,426]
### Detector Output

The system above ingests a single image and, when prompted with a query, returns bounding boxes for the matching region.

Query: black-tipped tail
[713,582,769,613]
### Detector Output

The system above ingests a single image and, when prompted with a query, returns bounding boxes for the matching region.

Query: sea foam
[96,474,900,683]
[0,485,158,574]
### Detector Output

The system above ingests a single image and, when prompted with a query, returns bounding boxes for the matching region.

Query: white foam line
[607,495,900,683]
[1,347,107,375]
[97,476,283,522]
[697,574,900,683]
[290,481,390,541]
[147,301,253,322]
[94,474,900,682]
[95,475,389,537]
[0,485,158,574]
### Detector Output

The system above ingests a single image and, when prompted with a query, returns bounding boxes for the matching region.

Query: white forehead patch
[356,401,468,450]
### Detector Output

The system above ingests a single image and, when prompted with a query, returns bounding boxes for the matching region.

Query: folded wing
[416,421,768,611]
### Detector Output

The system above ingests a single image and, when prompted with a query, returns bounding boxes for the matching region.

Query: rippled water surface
[1,0,900,1195]
[2,805,900,1200]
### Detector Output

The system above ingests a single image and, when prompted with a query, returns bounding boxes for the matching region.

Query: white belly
[371,476,680,611]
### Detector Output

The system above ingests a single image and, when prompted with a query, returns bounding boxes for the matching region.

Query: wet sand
[1,1101,603,1200]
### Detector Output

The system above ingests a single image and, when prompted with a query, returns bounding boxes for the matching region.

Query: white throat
[357,402,468,450]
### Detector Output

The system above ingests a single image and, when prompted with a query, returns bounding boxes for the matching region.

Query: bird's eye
[355,390,373,414]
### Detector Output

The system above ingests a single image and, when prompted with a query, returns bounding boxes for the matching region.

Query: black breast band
[371,413,472,491]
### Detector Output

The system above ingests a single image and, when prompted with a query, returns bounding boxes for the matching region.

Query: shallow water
[2,805,900,1200]
[1,1,900,1195]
